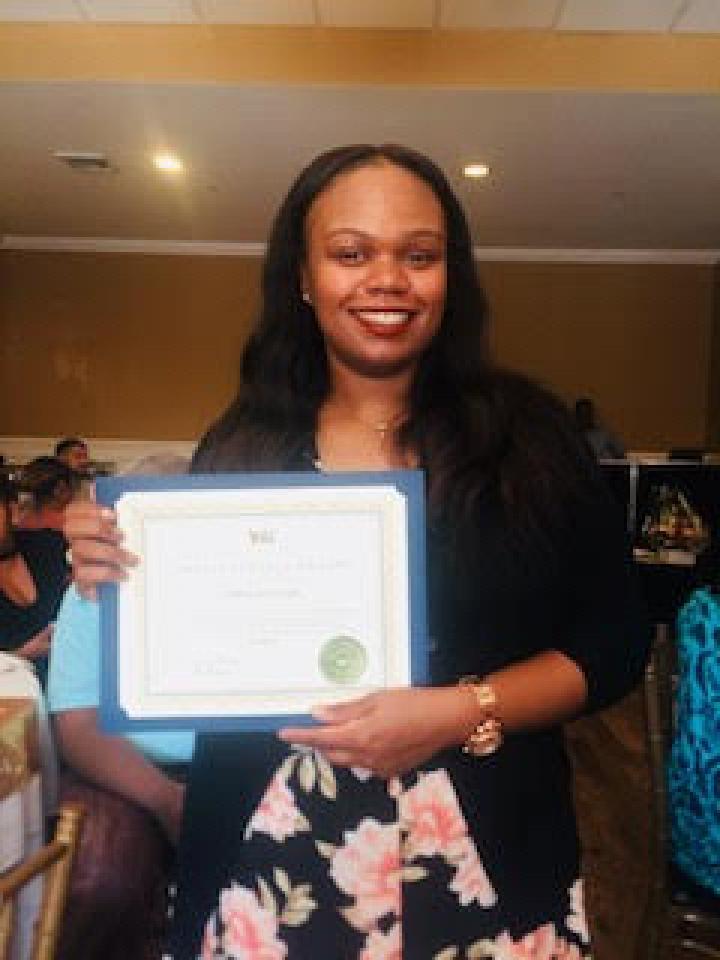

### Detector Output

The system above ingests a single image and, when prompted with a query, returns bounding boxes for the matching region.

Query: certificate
[97,471,428,732]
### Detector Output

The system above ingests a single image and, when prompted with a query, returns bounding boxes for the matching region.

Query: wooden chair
[639,623,720,959]
[0,802,84,960]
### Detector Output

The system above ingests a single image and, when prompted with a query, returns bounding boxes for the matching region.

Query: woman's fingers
[64,500,138,595]
[312,695,373,723]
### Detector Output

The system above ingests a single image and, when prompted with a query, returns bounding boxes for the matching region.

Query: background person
[65,144,649,960]
[573,396,625,460]
[54,436,90,473]
[15,455,81,535]
[0,472,68,686]
[48,453,193,960]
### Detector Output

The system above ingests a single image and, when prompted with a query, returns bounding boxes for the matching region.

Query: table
[0,656,56,960]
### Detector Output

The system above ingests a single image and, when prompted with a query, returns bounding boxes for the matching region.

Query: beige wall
[707,265,720,449]
[482,261,715,450]
[0,251,259,440]
[0,250,714,450]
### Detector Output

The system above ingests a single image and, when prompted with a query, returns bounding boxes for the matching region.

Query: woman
[0,472,69,685]
[66,144,649,959]
[16,455,81,535]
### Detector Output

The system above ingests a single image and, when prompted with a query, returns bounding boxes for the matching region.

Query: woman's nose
[363,256,410,293]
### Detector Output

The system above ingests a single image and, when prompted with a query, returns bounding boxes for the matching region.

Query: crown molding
[2,235,719,265]
[0,236,267,257]
[473,247,720,264]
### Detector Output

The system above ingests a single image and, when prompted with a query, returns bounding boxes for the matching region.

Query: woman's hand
[16,623,53,660]
[279,686,473,779]
[64,500,137,600]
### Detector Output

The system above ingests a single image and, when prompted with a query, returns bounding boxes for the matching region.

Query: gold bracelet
[458,675,503,757]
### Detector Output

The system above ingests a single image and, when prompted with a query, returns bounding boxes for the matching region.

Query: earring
[302,291,311,305]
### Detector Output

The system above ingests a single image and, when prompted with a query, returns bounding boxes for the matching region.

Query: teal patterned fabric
[668,587,720,894]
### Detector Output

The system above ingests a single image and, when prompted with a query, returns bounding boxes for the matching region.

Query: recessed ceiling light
[153,154,184,173]
[463,163,491,179]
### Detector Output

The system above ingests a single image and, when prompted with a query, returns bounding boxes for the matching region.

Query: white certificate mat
[98,471,428,732]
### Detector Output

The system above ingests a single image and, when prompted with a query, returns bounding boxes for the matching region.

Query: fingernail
[100,508,115,520]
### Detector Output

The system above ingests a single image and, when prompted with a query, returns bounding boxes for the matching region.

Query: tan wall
[707,265,720,449]
[0,250,714,450]
[482,262,715,450]
[0,251,259,440]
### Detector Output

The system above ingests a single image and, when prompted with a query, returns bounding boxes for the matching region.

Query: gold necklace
[348,409,406,441]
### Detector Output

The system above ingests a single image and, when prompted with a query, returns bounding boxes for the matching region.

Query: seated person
[0,473,69,686]
[574,397,625,460]
[15,456,81,535]
[667,583,720,901]
[54,437,90,473]
[48,454,194,960]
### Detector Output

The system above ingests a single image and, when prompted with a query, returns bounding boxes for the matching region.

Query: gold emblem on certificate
[319,636,368,685]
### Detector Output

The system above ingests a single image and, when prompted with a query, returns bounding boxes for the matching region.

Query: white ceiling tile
[79,0,198,22]
[673,0,720,32]
[197,0,315,25]
[0,0,82,19]
[440,0,561,30]
[557,0,684,32]
[316,0,435,29]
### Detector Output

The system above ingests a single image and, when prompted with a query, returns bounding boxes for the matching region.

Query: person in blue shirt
[48,458,194,960]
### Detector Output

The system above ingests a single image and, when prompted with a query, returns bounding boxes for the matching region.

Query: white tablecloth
[0,654,58,960]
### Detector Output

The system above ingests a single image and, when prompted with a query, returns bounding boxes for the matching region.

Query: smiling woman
[64,143,650,960]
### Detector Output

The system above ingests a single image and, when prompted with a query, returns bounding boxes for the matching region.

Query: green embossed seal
[319,635,368,685]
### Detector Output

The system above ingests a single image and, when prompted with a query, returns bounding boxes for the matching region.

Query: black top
[169,452,650,956]
[0,529,68,651]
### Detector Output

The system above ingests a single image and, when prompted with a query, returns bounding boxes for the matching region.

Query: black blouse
[0,529,68,651]
[170,458,650,955]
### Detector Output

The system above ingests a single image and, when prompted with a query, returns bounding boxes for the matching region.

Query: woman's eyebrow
[324,228,445,242]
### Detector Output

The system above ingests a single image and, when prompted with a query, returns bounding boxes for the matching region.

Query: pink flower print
[565,879,590,945]
[200,917,219,959]
[493,923,559,960]
[448,835,497,908]
[554,941,583,960]
[330,818,401,929]
[218,884,288,960]
[246,773,304,843]
[359,922,402,960]
[400,769,469,860]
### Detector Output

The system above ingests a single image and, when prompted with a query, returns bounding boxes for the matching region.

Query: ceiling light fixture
[53,151,111,171]
[153,154,184,173]
[463,163,491,179]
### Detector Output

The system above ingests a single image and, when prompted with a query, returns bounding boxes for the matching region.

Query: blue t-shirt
[48,585,195,765]
[668,587,720,894]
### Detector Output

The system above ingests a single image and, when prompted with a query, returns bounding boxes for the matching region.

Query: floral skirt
[197,749,591,960]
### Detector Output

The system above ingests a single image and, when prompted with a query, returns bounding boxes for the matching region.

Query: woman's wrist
[456,677,504,757]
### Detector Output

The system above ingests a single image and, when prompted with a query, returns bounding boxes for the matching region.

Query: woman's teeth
[354,311,412,326]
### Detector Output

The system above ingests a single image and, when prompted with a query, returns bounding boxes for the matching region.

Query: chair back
[0,802,84,960]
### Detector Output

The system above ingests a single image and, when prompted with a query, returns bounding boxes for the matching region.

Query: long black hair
[193,144,600,536]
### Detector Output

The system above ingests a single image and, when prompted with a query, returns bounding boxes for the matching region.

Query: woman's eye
[333,249,365,264]
[406,249,440,267]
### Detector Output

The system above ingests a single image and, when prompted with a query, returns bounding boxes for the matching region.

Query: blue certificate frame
[98,470,428,733]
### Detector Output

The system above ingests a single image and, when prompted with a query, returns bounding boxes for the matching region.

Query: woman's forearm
[468,649,588,734]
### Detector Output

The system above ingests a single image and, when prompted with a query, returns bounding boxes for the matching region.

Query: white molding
[0,436,196,472]
[1,235,719,264]
[0,236,267,257]
[473,247,720,264]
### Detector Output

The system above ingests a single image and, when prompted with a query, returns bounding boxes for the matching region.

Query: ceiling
[1,2,720,259]
[1,0,720,32]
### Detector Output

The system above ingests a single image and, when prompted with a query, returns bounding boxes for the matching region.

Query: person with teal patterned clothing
[668,587,720,896]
